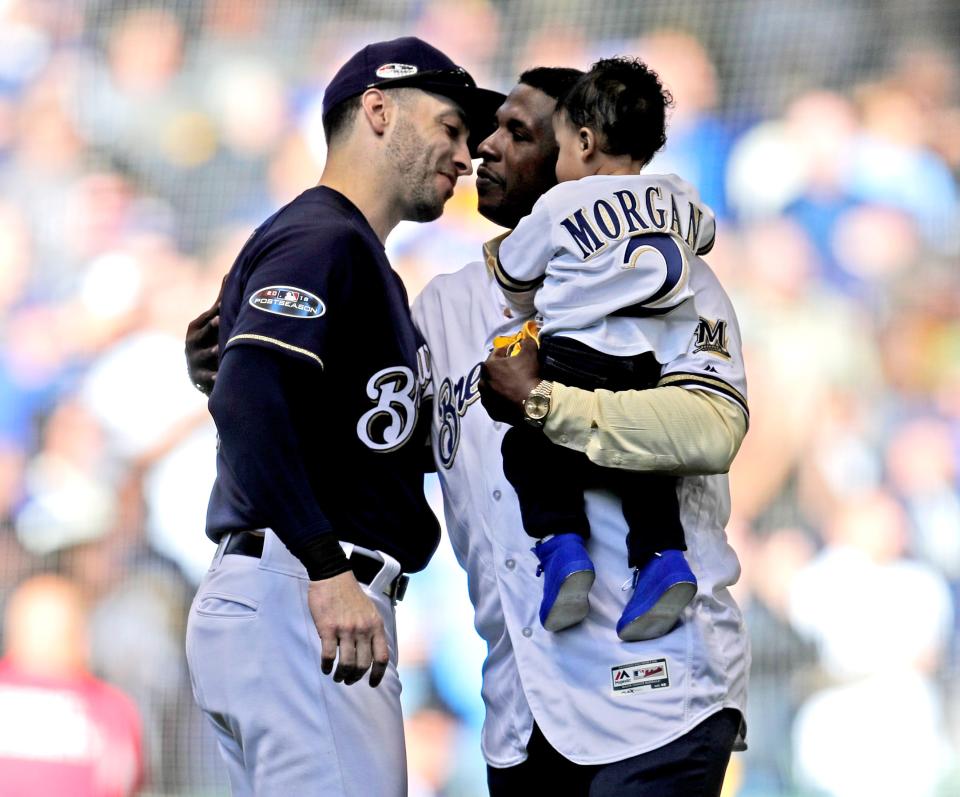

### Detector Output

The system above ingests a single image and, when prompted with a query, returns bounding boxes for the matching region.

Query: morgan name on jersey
[560,180,715,260]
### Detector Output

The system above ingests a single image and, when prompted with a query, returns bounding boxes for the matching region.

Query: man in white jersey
[186,65,749,796]
[414,66,749,796]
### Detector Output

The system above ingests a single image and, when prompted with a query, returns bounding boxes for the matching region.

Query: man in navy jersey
[184,38,503,796]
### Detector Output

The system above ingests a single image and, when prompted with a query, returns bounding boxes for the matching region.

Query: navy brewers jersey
[205,186,439,573]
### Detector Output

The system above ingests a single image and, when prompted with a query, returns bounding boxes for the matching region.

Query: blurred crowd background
[0,0,957,795]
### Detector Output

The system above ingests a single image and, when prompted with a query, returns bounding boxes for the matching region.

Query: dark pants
[487,708,742,797]
[501,335,686,567]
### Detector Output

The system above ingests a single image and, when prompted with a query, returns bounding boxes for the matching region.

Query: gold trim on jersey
[226,334,324,369]
[493,250,543,293]
[657,372,748,418]
[482,232,511,273]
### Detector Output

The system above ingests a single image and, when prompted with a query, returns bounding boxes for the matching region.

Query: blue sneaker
[616,550,697,641]
[533,533,596,631]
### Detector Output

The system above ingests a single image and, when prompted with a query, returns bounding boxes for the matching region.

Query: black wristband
[295,534,351,581]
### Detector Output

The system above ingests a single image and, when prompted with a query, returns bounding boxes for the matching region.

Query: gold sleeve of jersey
[543,384,746,475]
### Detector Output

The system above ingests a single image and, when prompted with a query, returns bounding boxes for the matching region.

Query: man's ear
[579,127,597,161]
[360,88,390,136]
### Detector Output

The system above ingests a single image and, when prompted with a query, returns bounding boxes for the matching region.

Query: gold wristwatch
[522,380,554,428]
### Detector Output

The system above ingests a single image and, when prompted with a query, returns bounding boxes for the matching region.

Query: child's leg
[612,472,686,568]
[530,332,661,546]
[604,468,697,641]
[536,335,697,641]
[500,425,591,541]
[500,333,623,546]
[539,335,661,393]
[502,426,596,632]
[498,337,612,633]
[540,334,690,561]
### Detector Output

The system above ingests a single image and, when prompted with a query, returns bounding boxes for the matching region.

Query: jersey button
[492,489,502,501]
[493,422,502,431]
[612,454,623,465]
[560,434,569,444]
[505,558,516,570]
[521,627,533,638]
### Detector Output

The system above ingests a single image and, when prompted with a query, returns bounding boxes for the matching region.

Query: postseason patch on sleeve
[249,286,325,319]
[611,658,670,695]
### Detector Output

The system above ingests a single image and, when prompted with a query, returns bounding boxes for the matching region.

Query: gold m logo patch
[693,318,730,359]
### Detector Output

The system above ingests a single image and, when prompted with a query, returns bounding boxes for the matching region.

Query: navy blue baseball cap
[322,37,505,156]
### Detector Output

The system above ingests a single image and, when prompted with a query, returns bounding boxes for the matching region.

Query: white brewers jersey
[495,173,716,360]
[411,247,749,767]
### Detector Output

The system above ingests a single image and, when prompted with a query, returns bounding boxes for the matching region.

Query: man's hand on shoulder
[478,337,541,425]
[185,275,225,395]
[308,571,390,688]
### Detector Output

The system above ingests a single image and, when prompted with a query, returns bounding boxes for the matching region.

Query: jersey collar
[482,231,511,274]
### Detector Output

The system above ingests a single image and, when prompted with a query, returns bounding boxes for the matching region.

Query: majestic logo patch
[249,286,325,319]
[611,658,670,695]
[693,317,730,359]
[376,63,418,79]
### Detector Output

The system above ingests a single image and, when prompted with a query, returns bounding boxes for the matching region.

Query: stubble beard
[388,114,446,223]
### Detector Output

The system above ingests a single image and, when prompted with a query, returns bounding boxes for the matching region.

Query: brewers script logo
[357,345,432,452]
[436,363,483,469]
[693,317,730,359]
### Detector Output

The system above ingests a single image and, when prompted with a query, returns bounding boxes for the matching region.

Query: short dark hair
[518,67,584,101]
[322,95,363,146]
[556,57,673,166]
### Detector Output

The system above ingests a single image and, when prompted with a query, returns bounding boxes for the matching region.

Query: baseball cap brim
[368,72,505,157]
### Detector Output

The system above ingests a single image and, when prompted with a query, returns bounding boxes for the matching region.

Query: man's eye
[445,124,460,138]
[512,131,529,143]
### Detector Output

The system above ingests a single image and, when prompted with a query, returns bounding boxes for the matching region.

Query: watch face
[524,394,550,420]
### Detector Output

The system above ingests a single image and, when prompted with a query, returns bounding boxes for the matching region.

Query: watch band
[529,379,553,401]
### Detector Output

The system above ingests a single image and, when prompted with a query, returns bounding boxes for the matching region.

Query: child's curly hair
[556,57,674,166]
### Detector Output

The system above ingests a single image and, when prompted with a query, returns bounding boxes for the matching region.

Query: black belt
[222,531,409,602]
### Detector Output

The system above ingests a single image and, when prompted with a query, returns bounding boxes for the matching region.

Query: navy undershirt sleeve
[209,344,350,580]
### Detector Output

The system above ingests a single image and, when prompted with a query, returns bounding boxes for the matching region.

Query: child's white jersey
[495,173,716,360]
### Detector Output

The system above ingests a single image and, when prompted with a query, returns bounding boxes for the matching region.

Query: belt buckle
[346,545,408,603]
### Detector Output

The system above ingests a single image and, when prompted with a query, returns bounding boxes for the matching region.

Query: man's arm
[210,345,389,688]
[543,382,745,473]
[478,337,745,475]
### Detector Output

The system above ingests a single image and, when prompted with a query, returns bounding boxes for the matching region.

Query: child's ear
[579,127,597,161]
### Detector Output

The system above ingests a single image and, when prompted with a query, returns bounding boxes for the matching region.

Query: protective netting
[0,1,958,795]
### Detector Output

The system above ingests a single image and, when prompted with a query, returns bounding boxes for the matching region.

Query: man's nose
[455,138,473,176]
[477,129,500,161]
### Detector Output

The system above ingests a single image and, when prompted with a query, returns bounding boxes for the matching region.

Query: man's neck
[319,153,401,244]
